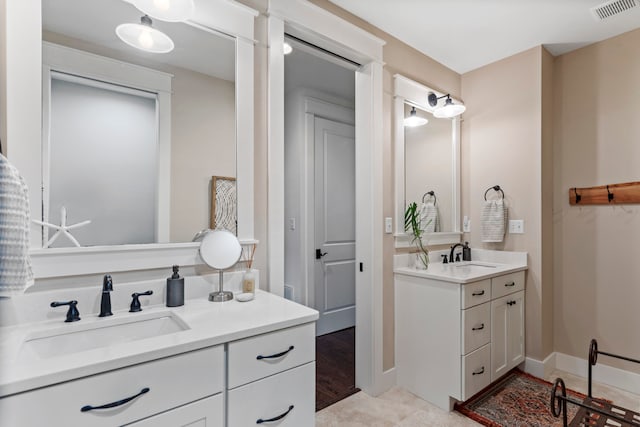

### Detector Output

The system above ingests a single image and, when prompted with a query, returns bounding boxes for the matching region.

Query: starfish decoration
[32,206,91,248]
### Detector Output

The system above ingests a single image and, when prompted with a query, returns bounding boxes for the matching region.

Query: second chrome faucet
[99,274,113,317]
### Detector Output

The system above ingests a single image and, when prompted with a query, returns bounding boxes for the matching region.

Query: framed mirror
[393,74,462,246]
[6,0,257,280]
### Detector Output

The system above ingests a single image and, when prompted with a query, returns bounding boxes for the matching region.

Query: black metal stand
[551,339,640,427]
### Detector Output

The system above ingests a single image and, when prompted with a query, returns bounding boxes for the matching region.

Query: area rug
[455,369,586,427]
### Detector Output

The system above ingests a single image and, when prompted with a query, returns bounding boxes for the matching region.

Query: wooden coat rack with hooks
[569,181,640,205]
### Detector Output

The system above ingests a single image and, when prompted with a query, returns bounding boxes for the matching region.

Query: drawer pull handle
[472,367,485,376]
[472,290,485,296]
[80,387,150,412]
[257,345,295,360]
[256,405,294,424]
[472,323,485,331]
[505,281,516,287]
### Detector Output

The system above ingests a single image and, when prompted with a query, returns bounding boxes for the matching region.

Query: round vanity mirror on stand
[199,229,242,302]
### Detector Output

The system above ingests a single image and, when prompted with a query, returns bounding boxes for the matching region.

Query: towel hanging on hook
[484,185,505,201]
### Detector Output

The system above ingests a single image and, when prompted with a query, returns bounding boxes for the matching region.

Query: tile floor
[315,369,640,426]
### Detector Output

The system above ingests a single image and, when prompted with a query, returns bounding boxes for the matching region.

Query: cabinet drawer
[491,271,525,299]
[462,344,491,400]
[228,322,315,389]
[461,279,491,309]
[228,362,315,427]
[0,346,223,427]
[461,303,491,355]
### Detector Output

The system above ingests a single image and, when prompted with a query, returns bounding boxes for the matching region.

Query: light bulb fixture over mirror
[404,106,429,127]
[428,92,466,118]
[116,15,175,53]
[132,0,195,22]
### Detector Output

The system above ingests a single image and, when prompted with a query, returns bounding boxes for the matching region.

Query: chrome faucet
[449,243,464,263]
[99,275,113,317]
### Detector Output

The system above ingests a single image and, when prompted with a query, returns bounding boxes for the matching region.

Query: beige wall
[461,46,552,361]
[170,69,235,242]
[553,28,640,372]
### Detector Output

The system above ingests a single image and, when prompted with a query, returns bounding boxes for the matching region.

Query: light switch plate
[385,217,393,233]
[509,219,524,234]
[463,216,471,232]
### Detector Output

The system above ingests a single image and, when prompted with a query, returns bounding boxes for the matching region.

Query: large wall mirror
[394,74,461,246]
[6,0,257,280]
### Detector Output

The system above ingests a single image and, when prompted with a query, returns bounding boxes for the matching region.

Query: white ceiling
[328,0,640,74]
[43,0,235,81]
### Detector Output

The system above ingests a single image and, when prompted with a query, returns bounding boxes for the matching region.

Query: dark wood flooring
[316,327,360,411]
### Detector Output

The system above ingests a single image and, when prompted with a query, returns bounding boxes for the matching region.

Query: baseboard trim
[379,367,396,395]
[555,352,640,396]
[524,352,556,379]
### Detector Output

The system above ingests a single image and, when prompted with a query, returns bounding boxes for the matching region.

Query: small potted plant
[404,202,430,269]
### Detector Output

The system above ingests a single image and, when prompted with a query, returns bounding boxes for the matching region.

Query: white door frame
[267,0,388,395]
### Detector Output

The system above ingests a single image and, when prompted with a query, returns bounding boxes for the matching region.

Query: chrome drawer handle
[472,323,485,331]
[472,367,485,376]
[81,387,149,412]
[505,281,516,287]
[472,290,485,296]
[257,345,294,360]
[257,405,294,424]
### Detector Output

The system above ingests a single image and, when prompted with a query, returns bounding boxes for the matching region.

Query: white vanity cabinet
[395,268,525,411]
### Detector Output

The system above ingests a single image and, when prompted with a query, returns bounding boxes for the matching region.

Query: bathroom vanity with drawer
[394,250,527,411]
[0,290,317,426]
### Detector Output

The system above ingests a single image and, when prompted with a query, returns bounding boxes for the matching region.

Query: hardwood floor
[316,327,360,411]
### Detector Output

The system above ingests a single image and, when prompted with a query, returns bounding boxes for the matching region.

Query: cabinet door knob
[472,290,485,296]
[472,367,485,376]
[472,323,485,331]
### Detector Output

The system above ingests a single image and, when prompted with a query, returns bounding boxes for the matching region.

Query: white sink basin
[19,311,189,361]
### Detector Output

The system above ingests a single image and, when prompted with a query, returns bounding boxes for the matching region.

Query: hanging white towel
[420,201,440,234]
[0,154,34,295]
[480,199,507,242]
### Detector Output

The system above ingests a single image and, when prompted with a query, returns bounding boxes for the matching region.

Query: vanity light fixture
[428,93,466,118]
[116,15,175,54]
[131,0,194,22]
[404,106,428,127]
[283,42,293,55]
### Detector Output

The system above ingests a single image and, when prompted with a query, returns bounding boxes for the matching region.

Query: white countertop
[394,249,528,283]
[0,290,318,397]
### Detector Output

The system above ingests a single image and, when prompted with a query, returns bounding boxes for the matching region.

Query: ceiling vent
[591,0,638,20]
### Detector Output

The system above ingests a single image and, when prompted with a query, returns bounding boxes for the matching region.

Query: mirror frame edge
[393,74,462,248]
[16,0,260,281]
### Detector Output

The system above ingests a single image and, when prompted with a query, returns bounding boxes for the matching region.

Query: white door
[507,290,525,368]
[314,117,356,336]
[491,294,510,381]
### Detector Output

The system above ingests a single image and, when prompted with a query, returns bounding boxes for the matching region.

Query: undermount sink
[19,311,189,361]
[455,262,498,269]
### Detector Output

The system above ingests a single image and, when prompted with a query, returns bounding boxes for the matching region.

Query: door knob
[315,249,328,259]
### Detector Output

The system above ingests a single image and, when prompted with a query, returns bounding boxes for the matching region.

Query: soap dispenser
[462,242,472,261]
[166,265,184,307]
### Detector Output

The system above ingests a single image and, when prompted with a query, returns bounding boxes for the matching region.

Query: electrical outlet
[288,217,296,231]
[463,216,471,232]
[509,219,524,234]
[385,217,393,234]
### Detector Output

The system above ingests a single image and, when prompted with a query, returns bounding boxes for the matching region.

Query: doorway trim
[267,0,388,395]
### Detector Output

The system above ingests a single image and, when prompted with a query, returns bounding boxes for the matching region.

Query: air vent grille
[591,0,638,20]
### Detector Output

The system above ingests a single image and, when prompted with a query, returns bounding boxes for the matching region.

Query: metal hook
[573,188,581,204]
[422,191,436,205]
[606,185,614,202]
[484,185,505,201]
